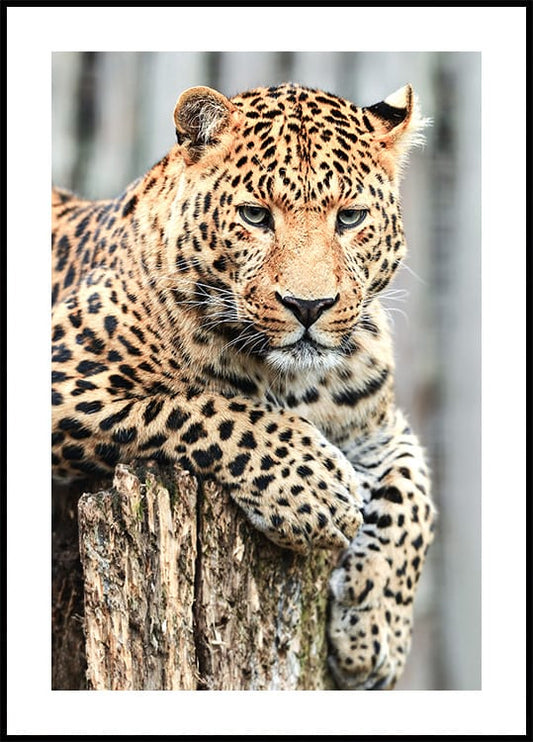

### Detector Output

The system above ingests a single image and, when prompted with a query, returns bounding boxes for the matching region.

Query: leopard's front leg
[52,388,365,553]
[327,410,436,690]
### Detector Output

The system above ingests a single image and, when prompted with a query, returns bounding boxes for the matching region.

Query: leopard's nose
[275,292,339,329]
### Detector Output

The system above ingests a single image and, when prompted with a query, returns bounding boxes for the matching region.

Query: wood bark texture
[52,482,88,689]
[77,463,337,690]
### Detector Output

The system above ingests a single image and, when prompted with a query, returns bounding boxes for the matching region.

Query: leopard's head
[166,83,428,373]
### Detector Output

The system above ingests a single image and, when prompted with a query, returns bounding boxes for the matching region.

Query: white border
[6,5,526,736]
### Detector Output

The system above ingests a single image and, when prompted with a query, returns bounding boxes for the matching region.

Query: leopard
[52,81,436,690]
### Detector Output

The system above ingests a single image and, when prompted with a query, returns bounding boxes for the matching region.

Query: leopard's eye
[337,209,368,230]
[238,205,272,229]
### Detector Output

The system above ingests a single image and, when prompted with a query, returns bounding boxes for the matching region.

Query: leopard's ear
[362,84,429,177]
[174,86,237,162]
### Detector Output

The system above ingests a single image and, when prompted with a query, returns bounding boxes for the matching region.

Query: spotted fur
[52,82,435,689]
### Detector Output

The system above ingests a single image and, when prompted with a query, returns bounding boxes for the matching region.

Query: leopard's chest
[252,358,392,449]
[181,300,394,446]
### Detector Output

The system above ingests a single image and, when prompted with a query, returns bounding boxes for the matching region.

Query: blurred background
[52,51,481,691]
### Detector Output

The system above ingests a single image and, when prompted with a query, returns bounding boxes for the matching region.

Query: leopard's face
[163,84,424,374]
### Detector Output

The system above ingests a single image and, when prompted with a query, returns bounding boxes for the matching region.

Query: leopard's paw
[231,431,364,552]
[327,550,412,689]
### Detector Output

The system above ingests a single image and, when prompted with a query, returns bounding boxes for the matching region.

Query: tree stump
[77,463,337,690]
[52,481,89,689]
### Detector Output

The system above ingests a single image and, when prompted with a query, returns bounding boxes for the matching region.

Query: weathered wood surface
[77,463,337,690]
[52,482,88,689]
